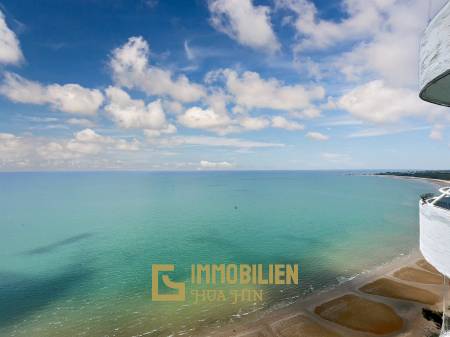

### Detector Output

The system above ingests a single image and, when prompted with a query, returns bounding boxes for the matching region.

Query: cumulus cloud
[178,106,232,133]
[306,131,329,141]
[336,80,438,124]
[178,106,310,134]
[430,124,445,141]
[0,73,103,114]
[290,107,321,119]
[348,125,429,138]
[177,106,305,134]
[222,69,324,112]
[208,0,279,52]
[286,0,447,88]
[352,0,446,87]
[74,128,110,143]
[63,128,140,154]
[65,139,102,155]
[0,133,27,157]
[277,0,392,51]
[143,125,177,138]
[110,36,205,102]
[271,116,304,130]
[148,135,284,148]
[66,118,95,127]
[239,116,270,130]
[0,129,140,169]
[0,10,23,65]
[73,129,136,154]
[199,160,235,169]
[163,100,184,114]
[105,86,176,135]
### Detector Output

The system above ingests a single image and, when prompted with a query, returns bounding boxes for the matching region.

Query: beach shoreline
[371,173,450,188]
[194,175,447,337]
[189,175,449,336]
[198,249,442,337]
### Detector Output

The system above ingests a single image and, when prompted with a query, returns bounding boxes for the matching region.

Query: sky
[0,0,449,171]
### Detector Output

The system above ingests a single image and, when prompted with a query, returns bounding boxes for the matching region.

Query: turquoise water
[0,171,436,336]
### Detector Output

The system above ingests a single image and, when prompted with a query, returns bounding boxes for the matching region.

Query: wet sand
[315,294,403,334]
[360,278,439,305]
[394,267,443,285]
[273,315,342,337]
[417,259,441,274]
[200,251,443,337]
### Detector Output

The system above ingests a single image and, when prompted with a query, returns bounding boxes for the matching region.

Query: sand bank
[200,251,443,337]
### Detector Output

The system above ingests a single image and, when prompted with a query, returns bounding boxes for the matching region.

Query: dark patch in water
[21,232,93,255]
[0,265,94,326]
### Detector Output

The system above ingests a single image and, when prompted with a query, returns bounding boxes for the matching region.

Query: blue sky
[0,0,449,171]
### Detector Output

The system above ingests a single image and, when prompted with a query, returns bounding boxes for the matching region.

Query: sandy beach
[374,174,450,188]
[199,250,444,337]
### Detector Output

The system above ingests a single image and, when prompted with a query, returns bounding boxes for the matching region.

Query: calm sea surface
[0,171,436,336]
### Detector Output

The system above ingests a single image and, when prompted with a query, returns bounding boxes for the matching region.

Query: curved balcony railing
[420,187,450,337]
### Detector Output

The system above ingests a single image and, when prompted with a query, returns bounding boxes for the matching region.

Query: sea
[0,171,438,336]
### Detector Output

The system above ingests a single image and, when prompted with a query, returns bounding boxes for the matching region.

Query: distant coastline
[373,170,450,186]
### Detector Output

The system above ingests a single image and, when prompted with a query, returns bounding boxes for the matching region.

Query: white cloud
[65,139,102,155]
[68,129,139,155]
[110,36,205,102]
[37,142,77,160]
[184,40,195,61]
[114,138,140,151]
[67,128,140,153]
[0,129,140,169]
[348,126,428,138]
[177,106,232,133]
[148,135,284,148]
[0,73,103,114]
[178,105,307,134]
[306,131,329,141]
[271,116,304,130]
[330,0,447,87]
[319,116,363,127]
[290,107,321,119]
[143,124,177,138]
[66,118,95,127]
[277,0,448,88]
[336,80,439,124]
[163,100,184,114]
[239,116,270,130]
[105,86,176,134]
[74,128,110,143]
[277,0,392,51]
[430,124,445,141]
[199,160,235,169]
[0,133,27,156]
[222,69,324,112]
[208,0,280,52]
[0,10,23,65]
[177,105,307,134]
